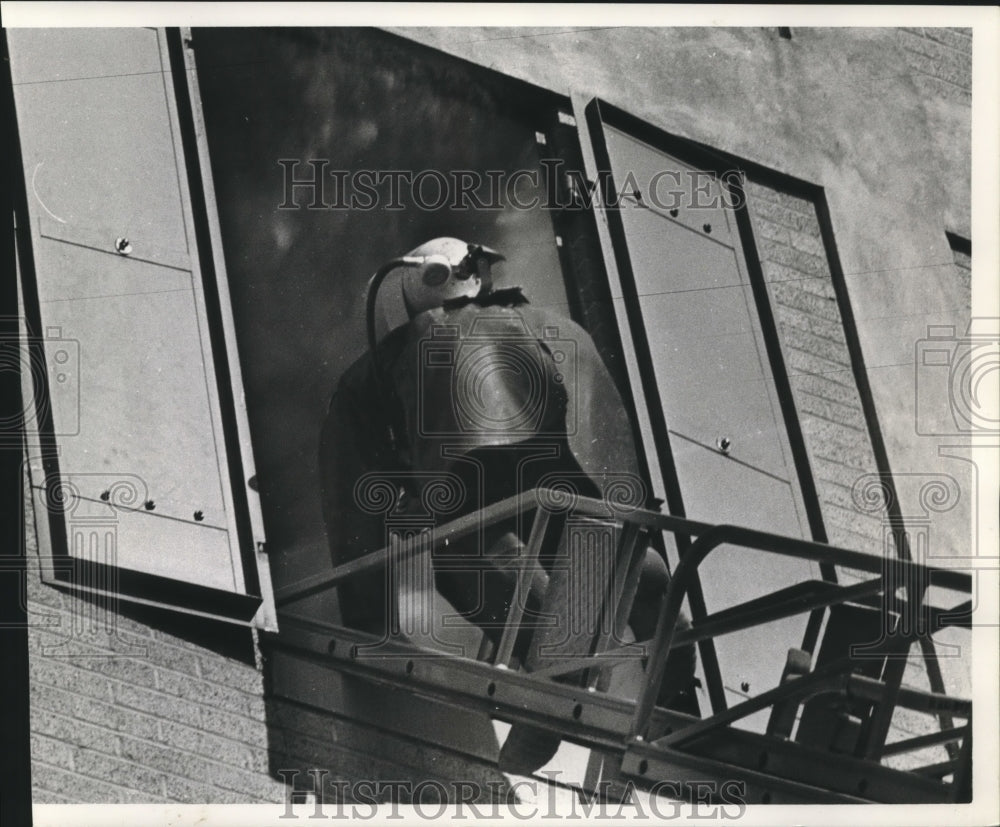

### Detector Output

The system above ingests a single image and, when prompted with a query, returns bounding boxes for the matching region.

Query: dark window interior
[194,28,574,595]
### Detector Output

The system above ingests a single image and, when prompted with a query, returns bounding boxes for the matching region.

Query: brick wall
[744,180,966,771]
[265,695,508,806]
[23,478,286,805]
[745,181,887,559]
[897,28,972,105]
[17,24,972,804]
[24,468,511,807]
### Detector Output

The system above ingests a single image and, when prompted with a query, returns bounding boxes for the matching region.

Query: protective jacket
[319,291,697,774]
[319,294,658,631]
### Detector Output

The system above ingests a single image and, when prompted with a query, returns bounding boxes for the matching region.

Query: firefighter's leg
[629,548,698,706]
[498,542,698,776]
[433,524,549,658]
[500,519,612,776]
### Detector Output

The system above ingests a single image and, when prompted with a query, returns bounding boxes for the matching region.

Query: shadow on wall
[263,684,512,805]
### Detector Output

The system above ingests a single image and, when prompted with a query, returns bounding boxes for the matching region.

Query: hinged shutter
[586,101,819,716]
[10,28,275,629]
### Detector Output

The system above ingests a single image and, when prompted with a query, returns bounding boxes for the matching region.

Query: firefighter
[319,238,695,774]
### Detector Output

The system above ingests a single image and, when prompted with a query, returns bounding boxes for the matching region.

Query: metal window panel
[589,110,828,728]
[597,139,815,514]
[605,150,802,497]
[667,440,805,536]
[7,28,164,86]
[9,28,270,624]
[45,483,235,591]
[11,70,190,255]
[26,253,229,527]
[634,288,793,481]
[603,126,734,245]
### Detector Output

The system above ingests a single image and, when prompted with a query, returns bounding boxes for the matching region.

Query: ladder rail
[271,487,973,803]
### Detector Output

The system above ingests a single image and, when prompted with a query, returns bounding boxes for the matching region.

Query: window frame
[577,97,841,713]
[187,26,626,631]
[580,97,832,549]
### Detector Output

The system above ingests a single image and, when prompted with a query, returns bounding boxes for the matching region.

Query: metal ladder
[276,488,972,804]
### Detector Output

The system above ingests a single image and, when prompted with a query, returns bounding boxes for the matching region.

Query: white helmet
[400,237,505,318]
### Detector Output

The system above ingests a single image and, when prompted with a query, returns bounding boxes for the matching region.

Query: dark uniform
[319,289,695,774]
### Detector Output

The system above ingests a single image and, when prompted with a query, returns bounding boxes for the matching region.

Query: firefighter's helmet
[400,237,505,318]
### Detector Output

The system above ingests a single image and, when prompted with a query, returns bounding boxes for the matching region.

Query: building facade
[6,22,985,812]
